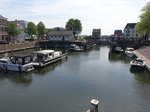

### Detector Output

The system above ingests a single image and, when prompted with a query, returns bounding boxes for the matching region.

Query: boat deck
[134,46,150,71]
[33,53,68,67]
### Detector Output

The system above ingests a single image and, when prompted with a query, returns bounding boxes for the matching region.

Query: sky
[0,0,150,35]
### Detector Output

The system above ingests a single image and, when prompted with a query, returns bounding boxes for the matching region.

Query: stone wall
[0,41,37,53]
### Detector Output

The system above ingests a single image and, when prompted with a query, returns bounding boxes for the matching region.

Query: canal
[0,46,150,112]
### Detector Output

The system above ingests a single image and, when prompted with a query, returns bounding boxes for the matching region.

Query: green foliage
[65,18,82,35]
[26,22,37,37]
[7,22,19,36]
[37,22,46,38]
[136,2,150,39]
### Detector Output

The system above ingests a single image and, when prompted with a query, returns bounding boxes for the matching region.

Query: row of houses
[0,15,29,43]
[0,14,141,44]
[91,23,140,39]
[0,15,76,43]
[114,23,139,38]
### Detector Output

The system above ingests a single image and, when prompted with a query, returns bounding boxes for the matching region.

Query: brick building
[114,30,123,37]
[0,15,9,43]
[92,29,101,38]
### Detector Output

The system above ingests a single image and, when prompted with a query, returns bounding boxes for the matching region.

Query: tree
[7,22,20,41]
[136,2,150,40]
[26,22,37,38]
[65,18,82,36]
[37,22,46,39]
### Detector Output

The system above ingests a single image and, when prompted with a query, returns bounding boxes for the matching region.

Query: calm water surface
[0,46,150,112]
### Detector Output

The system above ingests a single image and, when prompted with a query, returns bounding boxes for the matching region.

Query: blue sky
[0,0,149,35]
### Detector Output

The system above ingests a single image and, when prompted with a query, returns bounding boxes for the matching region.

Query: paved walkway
[134,46,150,71]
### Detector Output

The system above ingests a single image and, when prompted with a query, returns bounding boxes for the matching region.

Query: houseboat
[130,58,145,70]
[32,50,67,67]
[125,47,135,58]
[0,54,34,72]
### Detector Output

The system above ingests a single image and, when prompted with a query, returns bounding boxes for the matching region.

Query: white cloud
[0,0,147,35]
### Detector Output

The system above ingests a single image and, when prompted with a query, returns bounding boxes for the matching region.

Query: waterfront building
[90,29,101,44]
[0,15,9,43]
[114,30,123,37]
[11,20,29,42]
[100,35,110,44]
[124,23,139,38]
[47,28,75,42]
[11,20,28,28]
[92,29,101,38]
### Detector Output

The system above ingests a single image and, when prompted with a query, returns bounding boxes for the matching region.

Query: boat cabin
[9,54,32,65]
[132,58,143,65]
[33,50,55,62]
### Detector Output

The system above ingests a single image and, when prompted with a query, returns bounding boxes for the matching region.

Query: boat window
[43,54,48,60]
[49,53,52,56]
[0,60,7,63]
[37,54,43,61]
[24,56,32,64]
[16,58,23,64]
[10,57,16,64]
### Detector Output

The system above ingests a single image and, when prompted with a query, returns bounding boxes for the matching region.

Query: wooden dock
[134,46,150,71]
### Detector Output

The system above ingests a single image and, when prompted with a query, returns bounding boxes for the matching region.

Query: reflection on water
[0,46,150,112]
[0,71,32,85]
[34,59,68,75]
[108,51,132,64]
[130,68,150,84]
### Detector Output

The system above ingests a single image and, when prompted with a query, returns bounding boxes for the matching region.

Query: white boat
[114,47,124,53]
[0,54,34,72]
[130,58,145,70]
[32,50,67,67]
[125,47,135,58]
[69,44,84,52]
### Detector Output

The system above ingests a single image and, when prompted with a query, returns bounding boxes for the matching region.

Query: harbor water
[0,46,150,112]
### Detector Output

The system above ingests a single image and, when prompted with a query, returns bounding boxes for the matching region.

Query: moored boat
[130,58,145,70]
[125,47,135,58]
[0,54,34,72]
[68,44,84,52]
[32,50,67,67]
[114,47,124,53]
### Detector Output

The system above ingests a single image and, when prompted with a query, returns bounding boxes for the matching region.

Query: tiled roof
[93,29,101,32]
[0,15,7,20]
[114,30,122,33]
[48,30,73,36]
[125,23,137,29]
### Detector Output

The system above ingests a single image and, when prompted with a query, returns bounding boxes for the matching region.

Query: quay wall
[134,46,150,71]
[0,41,37,54]
[38,41,93,50]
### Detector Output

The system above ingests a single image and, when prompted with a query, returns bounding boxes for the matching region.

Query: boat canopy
[9,54,32,65]
[34,50,55,55]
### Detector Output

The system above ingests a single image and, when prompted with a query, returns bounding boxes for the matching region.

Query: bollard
[86,99,99,112]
